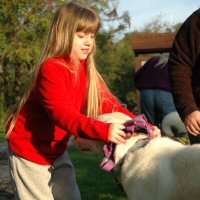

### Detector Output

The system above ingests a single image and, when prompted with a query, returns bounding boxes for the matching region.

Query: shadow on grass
[68,146,127,200]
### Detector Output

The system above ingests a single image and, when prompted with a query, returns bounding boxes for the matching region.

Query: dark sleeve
[134,59,150,88]
[134,65,143,89]
[134,56,157,89]
[168,9,200,121]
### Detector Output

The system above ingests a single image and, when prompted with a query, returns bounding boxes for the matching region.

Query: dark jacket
[169,8,200,121]
[134,55,171,92]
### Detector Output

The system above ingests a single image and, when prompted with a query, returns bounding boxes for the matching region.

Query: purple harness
[100,114,153,172]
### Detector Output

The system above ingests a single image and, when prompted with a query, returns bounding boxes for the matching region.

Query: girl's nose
[84,37,93,46]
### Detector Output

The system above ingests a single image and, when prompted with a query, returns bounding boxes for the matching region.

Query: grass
[0,128,189,199]
[0,130,126,199]
[0,120,188,200]
[68,146,127,200]
[0,133,127,199]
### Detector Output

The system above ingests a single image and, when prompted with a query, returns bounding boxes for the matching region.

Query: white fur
[74,112,200,200]
[114,136,200,200]
[97,112,200,200]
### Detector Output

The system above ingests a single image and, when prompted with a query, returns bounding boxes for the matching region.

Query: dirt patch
[0,143,14,200]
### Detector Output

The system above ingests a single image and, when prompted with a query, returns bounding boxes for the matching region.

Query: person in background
[135,54,187,138]
[168,8,200,144]
[134,54,176,129]
[5,2,160,200]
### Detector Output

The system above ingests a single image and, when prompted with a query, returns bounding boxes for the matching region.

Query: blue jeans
[140,89,176,127]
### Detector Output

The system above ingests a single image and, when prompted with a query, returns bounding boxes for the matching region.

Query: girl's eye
[77,34,84,38]
[77,32,95,39]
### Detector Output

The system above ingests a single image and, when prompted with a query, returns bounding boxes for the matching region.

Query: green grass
[0,128,126,199]
[68,146,127,200]
[0,130,189,199]
[0,135,126,199]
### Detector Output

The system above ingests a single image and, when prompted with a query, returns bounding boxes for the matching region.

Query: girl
[6,2,159,200]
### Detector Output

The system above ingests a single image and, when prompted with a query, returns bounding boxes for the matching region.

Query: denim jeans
[140,89,176,127]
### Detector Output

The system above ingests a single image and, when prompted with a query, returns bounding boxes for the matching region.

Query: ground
[0,143,14,200]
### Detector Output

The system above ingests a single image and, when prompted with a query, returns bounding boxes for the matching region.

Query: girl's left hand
[152,126,161,138]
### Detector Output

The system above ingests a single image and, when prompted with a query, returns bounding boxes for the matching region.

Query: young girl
[6,2,159,200]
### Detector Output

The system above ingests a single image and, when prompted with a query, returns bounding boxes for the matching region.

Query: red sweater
[8,57,135,165]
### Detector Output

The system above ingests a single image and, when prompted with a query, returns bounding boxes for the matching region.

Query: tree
[141,14,180,33]
[0,0,133,125]
[77,0,131,32]
[96,32,135,110]
[0,0,63,123]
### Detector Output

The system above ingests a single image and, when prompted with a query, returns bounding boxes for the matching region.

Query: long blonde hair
[6,1,107,138]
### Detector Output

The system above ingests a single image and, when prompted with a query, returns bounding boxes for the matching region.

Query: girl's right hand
[108,123,126,144]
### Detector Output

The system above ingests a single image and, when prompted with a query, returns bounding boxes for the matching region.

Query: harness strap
[100,114,153,172]
[99,143,116,172]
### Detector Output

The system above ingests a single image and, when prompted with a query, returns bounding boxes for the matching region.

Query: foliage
[0,0,134,128]
[172,23,182,32]
[0,0,63,125]
[141,14,181,33]
[96,32,136,110]
[0,123,5,143]
[1,0,183,128]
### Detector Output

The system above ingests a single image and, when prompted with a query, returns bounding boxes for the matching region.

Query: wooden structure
[132,32,176,70]
[132,32,176,113]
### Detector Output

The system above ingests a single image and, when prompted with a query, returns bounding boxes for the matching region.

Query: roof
[132,32,176,55]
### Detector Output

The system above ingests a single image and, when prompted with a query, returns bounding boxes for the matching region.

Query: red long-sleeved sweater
[8,57,135,165]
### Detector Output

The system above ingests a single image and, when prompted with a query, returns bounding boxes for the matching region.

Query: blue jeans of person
[140,89,176,127]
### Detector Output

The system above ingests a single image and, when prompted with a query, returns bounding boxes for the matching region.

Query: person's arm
[169,10,200,135]
[35,61,111,142]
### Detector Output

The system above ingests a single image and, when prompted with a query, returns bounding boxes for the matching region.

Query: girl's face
[70,32,94,61]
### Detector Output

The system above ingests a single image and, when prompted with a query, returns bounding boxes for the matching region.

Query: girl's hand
[152,126,161,138]
[108,123,126,144]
